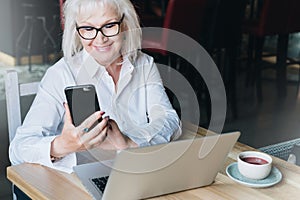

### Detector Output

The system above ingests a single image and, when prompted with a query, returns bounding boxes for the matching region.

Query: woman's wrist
[125,136,138,148]
[50,135,68,159]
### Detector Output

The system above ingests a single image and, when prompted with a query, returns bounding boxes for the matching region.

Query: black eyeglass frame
[76,14,125,40]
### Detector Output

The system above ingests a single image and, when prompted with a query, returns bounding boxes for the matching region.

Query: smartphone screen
[65,84,100,126]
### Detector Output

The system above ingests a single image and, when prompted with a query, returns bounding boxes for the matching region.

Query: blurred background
[1,0,300,198]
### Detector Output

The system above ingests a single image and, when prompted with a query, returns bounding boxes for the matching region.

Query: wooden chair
[142,0,207,60]
[200,0,248,119]
[5,69,39,199]
[142,0,210,127]
[243,0,292,100]
[285,0,300,93]
[5,70,40,142]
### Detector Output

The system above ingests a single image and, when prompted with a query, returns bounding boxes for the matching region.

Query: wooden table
[7,140,300,200]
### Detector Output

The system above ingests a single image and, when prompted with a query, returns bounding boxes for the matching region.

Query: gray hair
[62,0,142,63]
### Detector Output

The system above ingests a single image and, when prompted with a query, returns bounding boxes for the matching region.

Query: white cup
[237,151,272,180]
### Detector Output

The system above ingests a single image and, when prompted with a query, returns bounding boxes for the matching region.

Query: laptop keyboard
[91,176,109,193]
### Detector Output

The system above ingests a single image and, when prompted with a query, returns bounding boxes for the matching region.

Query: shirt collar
[82,49,103,78]
[81,49,134,79]
[120,56,134,79]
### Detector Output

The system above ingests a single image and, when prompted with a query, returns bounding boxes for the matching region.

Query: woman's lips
[94,44,112,52]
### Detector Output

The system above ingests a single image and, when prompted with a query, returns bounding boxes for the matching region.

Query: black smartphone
[64,84,101,126]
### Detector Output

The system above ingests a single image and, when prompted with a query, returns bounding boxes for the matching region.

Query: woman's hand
[50,103,108,158]
[100,119,138,150]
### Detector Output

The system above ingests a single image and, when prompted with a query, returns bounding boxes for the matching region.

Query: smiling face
[76,4,124,66]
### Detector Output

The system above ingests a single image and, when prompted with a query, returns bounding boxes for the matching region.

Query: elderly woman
[9,0,181,175]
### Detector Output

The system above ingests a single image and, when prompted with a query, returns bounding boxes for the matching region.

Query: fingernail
[100,111,105,115]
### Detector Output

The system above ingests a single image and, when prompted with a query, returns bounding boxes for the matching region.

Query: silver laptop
[73,131,240,200]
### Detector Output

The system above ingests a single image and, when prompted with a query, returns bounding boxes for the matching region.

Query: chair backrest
[255,0,290,36]
[5,70,39,142]
[141,0,208,56]
[201,0,247,49]
[163,0,207,40]
[162,0,208,46]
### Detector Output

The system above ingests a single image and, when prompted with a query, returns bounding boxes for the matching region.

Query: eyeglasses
[76,14,125,40]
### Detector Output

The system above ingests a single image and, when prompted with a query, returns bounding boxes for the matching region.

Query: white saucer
[226,162,282,188]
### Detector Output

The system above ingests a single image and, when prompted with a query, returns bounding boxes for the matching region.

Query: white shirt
[9,50,181,173]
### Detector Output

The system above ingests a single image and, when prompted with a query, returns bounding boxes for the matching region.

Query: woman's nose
[93,32,108,43]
